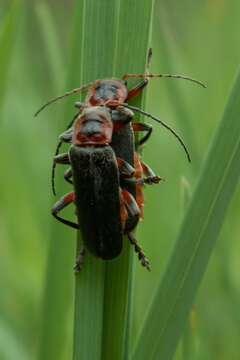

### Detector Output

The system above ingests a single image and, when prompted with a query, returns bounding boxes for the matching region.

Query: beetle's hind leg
[121,189,140,218]
[127,232,150,271]
[121,189,150,270]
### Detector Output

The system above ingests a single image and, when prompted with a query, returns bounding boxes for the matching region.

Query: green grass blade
[0,0,20,111]
[181,307,198,360]
[153,4,202,167]
[133,66,240,360]
[37,5,80,360]
[101,2,155,360]
[72,1,155,359]
[72,1,118,359]
[34,1,65,91]
[180,178,198,360]
[0,320,30,360]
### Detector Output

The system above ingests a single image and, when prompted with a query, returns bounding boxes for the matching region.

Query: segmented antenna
[34,83,92,117]
[122,72,206,88]
[122,103,191,163]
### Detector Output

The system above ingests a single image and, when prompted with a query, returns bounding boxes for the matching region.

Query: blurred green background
[0,0,240,359]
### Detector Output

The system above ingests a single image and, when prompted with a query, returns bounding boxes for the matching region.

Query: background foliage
[0,0,240,359]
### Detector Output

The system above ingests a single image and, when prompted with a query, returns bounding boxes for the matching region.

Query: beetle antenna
[123,103,191,162]
[122,73,206,88]
[34,83,92,117]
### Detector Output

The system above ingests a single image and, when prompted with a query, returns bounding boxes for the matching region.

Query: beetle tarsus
[128,232,151,271]
[74,247,86,273]
[143,175,163,185]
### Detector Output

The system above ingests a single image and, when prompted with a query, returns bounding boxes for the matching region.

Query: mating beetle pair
[36,51,205,270]
[51,106,160,270]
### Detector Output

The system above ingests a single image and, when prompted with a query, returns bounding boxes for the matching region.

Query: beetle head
[86,79,128,107]
[72,107,113,146]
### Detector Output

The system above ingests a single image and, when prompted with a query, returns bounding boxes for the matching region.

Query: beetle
[35,51,205,165]
[36,63,206,226]
[55,104,161,232]
[35,52,205,270]
[52,106,159,270]
[35,50,205,201]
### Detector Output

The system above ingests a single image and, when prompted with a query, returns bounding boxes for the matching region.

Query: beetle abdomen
[69,145,123,259]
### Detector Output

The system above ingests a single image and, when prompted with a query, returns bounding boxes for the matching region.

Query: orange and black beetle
[51,106,156,270]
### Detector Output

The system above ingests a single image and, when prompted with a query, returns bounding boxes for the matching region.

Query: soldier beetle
[52,107,160,270]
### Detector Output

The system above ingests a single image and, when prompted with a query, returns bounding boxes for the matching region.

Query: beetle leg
[117,157,135,177]
[119,190,129,229]
[51,113,78,196]
[141,161,163,184]
[74,247,86,273]
[124,79,149,101]
[128,232,150,271]
[54,152,70,164]
[121,189,140,218]
[132,122,153,146]
[64,168,73,184]
[123,177,161,185]
[59,128,73,142]
[51,192,79,229]
[52,153,71,195]
[74,101,84,109]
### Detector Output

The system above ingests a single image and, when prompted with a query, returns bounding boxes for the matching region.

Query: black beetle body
[69,145,122,259]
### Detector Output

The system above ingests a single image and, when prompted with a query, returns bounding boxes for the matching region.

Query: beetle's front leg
[54,152,70,164]
[124,78,149,101]
[59,128,73,143]
[74,101,84,110]
[132,122,153,146]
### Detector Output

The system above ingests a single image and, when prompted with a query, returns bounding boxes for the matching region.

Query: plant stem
[72,1,155,359]
[72,1,119,359]
[102,1,155,359]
